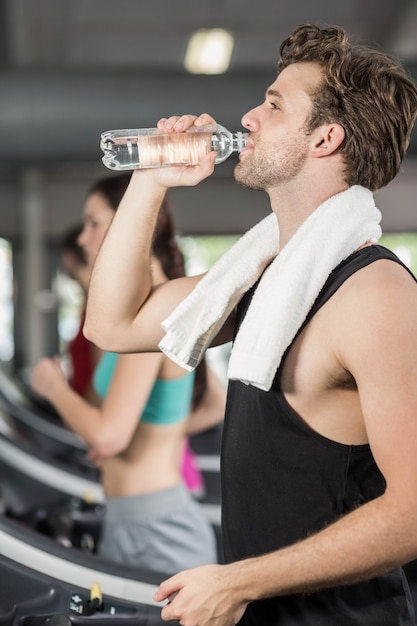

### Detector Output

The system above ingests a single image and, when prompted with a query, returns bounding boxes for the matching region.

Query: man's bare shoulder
[329,256,417,373]
[335,255,417,314]
[299,254,417,396]
[283,256,417,444]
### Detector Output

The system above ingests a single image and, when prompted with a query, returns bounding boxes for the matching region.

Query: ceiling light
[184,28,234,75]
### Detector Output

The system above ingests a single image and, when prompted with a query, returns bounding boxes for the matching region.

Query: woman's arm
[30,351,164,455]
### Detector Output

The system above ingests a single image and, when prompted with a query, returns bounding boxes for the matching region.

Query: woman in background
[59,224,102,405]
[31,173,222,574]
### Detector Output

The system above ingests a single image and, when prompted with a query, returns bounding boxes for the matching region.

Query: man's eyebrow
[266,88,284,100]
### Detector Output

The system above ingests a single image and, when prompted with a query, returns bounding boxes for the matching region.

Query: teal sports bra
[93,351,195,425]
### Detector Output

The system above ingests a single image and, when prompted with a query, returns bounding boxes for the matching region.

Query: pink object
[181,439,204,497]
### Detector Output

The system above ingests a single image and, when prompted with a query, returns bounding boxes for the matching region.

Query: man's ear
[310,123,345,158]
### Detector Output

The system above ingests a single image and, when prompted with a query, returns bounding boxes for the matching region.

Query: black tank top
[221,245,416,625]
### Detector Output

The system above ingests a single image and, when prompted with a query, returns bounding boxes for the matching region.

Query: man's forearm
[232,492,417,603]
[156,491,417,624]
[85,171,167,350]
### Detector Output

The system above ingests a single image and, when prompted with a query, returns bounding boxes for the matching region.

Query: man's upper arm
[85,272,235,354]
[340,260,417,498]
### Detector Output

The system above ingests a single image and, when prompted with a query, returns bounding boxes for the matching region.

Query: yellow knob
[90,582,102,604]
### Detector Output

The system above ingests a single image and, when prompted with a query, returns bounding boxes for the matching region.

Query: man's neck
[269,182,350,249]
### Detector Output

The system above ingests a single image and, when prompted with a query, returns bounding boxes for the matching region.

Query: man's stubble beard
[234,134,310,191]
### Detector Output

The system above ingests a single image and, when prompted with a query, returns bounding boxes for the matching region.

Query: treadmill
[0,365,222,555]
[0,514,169,625]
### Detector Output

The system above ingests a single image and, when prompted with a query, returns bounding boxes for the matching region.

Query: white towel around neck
[159,185,382,391]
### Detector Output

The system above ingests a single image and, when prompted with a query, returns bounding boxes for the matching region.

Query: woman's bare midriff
[101,420,187,497]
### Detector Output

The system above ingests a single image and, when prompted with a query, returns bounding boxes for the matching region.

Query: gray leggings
[98,483,218,574]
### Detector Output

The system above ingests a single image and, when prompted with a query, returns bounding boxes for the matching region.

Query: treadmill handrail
[0,392,86,450]
[0,434,221,525]
[0,434,104,502]
[0,523,161,606]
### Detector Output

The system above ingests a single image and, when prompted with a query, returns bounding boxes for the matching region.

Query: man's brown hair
[279,24,417,191]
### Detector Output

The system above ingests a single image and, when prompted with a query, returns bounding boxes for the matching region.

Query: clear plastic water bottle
[100,124,248,171]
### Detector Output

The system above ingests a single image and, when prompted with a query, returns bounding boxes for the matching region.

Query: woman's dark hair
[87,174,185,278]
[87,173,207,407]
[152,196,186,280]
[87,174,131,215]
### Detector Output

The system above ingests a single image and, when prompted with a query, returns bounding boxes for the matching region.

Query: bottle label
[138,131,212,167]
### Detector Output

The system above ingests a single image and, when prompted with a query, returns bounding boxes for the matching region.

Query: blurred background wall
[0,0,416,373]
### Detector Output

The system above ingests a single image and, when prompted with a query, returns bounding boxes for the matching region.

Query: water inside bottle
[102,131,213,170]
[140,132,212,167]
